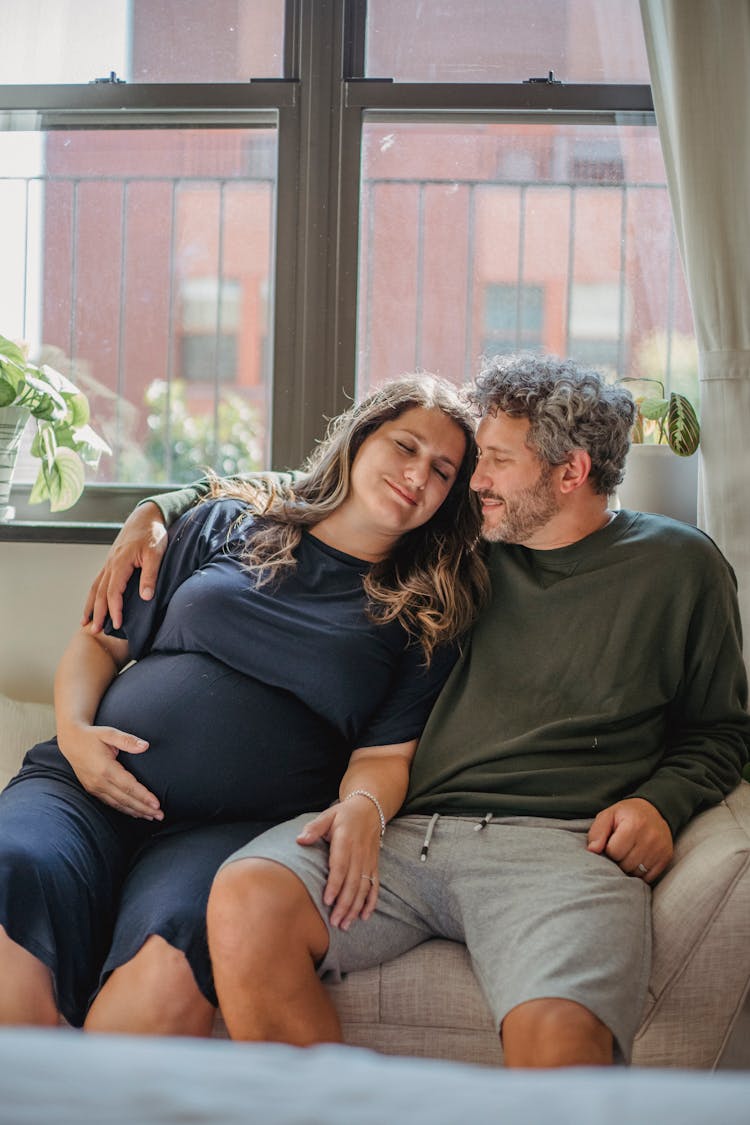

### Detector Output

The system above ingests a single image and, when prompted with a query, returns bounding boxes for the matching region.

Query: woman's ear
[558,449,591,494]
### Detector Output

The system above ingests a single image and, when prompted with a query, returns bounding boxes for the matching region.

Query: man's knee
[502,997,614,1067]
[208,859,329,964]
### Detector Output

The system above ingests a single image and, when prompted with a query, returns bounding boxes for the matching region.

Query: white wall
[0,541,109,702]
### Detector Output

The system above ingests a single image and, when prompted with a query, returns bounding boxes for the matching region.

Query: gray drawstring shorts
[222,812,652,1063]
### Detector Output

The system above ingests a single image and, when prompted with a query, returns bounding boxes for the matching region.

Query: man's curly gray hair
[467,353,637,496]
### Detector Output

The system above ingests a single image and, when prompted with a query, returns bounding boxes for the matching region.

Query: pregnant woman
[0,374,488,1037]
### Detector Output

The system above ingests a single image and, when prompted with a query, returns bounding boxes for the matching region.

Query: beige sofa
[2,692,749,1069]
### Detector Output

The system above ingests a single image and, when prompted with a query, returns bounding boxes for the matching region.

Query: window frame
[0,0,654,542]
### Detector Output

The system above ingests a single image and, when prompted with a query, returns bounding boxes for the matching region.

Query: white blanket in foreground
[0,1029,747,1125]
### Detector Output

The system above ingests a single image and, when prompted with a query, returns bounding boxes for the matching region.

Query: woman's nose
[405,458,429,490]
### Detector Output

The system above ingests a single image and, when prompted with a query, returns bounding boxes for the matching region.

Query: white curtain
[640,0,750,653]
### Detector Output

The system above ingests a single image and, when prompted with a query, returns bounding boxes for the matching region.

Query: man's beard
[479,464,560,544]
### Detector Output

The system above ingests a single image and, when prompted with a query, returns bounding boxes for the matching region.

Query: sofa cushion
[0,693,55,790]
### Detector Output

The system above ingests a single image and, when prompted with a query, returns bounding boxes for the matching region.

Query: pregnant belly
[95,652,348,821]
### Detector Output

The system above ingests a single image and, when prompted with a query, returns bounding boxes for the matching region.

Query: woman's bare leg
[84,934,215,1037]
[0,924,58,1026]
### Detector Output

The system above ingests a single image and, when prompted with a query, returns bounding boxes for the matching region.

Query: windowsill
[0,483,173,544]
[0,520,121,545]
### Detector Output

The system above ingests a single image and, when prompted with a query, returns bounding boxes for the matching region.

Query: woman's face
[346,406,468,538]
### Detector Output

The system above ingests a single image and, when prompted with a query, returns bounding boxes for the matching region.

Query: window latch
[90,71,127,85]
[524,71,562,85]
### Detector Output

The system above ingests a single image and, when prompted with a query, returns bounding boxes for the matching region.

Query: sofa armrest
[633,781,750,1067]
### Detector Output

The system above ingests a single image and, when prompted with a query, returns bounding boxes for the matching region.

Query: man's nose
[470,461,489,491]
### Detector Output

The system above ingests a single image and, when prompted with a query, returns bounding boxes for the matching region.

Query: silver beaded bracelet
[344,789,386,844]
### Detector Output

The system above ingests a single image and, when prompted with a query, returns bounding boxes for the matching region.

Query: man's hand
[296,796,383,931]
[57,721,163,821]
[587,797,673,884]
[83,502,168,633]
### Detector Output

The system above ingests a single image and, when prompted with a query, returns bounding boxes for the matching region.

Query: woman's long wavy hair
[210,374,489,660]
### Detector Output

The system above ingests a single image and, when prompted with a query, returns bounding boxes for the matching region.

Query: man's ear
[558,449,591,494]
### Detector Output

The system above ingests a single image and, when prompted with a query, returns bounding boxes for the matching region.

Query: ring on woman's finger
[636,862,649,876]
[360,874,375,886]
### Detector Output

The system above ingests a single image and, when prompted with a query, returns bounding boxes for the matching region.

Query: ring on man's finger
[636,862,649,876]
[360,874,375,886]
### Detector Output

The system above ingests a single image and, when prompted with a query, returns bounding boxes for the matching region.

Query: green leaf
[39,362,85,399]
[22,369,68,421]
[639,396,669,422]
[27,446,86,512]
[27,463,51,505]
[63,391,90,428]
[70,423,112,466]
[31,421,58,469]
[0,377,18,407]
[0,352,26,400]
[0,336,28,368]
[667,392,700,457]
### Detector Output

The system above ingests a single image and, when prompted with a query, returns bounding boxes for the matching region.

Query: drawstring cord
[420,813,439,862]
[420,812,494,861]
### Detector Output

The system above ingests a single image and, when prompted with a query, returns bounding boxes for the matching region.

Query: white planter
[0,405,31,522]
[616,444,698,526]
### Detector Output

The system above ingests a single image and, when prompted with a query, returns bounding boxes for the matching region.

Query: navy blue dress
[0,500,456,1024]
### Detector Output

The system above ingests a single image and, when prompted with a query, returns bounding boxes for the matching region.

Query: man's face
[470,412,560,545]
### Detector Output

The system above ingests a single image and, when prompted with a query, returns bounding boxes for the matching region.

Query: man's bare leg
[502,997,613,1067]
[207,858,341,1045]
[0,925,58,1026]
[84,934,215,1037]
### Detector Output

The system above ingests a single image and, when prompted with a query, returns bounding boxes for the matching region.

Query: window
[180,280,242,383]
[1,0,285,84]
[0,0,695,536]
[365,0,651,83]
[482,285,545,358]
[569,282,626,374]
[356,121,692,394]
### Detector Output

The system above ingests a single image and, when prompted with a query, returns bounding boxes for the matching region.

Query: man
[87,354,749,1067]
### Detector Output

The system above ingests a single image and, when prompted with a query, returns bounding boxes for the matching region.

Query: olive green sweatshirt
[405,510,749,836]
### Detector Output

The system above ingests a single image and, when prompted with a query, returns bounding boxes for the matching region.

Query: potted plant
[623,377,700,456]
[617,377,700,524]
[0,334,111,518]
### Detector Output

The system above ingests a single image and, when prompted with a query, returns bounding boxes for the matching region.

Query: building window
[180,279,241,383]
[569,282,626,374]
[482,284,545,357]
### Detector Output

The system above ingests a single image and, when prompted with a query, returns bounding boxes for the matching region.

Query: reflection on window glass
[356,122,695,404]
[366,0,649,83]
[1,0,284,84]
[2,128,276,486]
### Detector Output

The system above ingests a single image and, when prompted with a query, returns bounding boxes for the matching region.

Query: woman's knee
[86,935,213,1035]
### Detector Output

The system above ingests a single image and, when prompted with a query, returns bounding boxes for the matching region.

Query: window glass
[3,126,275,486]
[366,0,650,83]
[0,0,284,84]
[356,120,696,405]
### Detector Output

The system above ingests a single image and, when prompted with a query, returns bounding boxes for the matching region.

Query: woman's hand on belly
[57,721,164,821]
